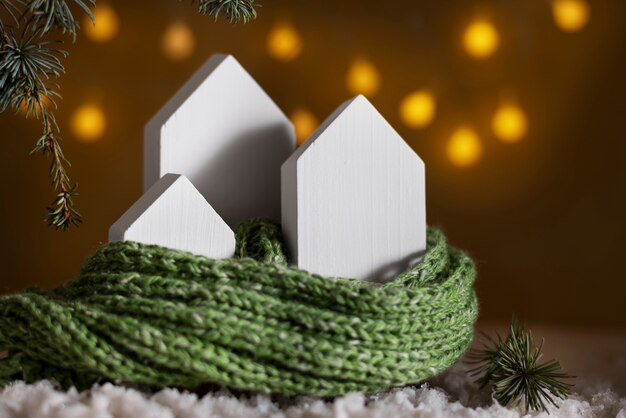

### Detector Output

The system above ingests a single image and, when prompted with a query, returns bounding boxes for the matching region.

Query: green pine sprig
[192,0,257,23]
[0,8,85,230]
[1,0,257,231]
[467,319,574,413]
[22,0,95,39]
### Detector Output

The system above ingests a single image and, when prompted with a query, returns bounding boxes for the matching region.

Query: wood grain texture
[144,54,296,227]
[109,173,235,259]
[281,95,426,281]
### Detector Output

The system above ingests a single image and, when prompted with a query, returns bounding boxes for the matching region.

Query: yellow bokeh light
[552,0,590,32]
[346,59,381,97]
[399,90,436,129]
[463,19,499,59]
[447,126,482,167]
[84,3,119,42]
[291,108,319,145]
[71,104,106,142]
[266,22,303,62]
[162,22,196,61]
[492,104,528,143]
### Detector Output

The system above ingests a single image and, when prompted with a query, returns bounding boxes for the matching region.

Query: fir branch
[1,18,82,230]
[467,319,574,413]
[0,30,64,111]
[19,0,95,39]
[192,0,257,23]
[33,113,82,229]
[1,0,255,231]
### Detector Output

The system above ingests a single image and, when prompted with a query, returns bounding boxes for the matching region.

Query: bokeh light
[84,3,120,43]
[346,59,381,97]
[463,19,499,58]
[70,104,106,142]
[266,22,303,62]
[291,108,319,145]
[447,126,482,167]
[552,0,590,32]
[162,22,196,61]
[492,103,528,143]
[399,90,436,129]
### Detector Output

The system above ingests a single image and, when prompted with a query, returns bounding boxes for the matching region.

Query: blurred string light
[84,2,119,42]
[266,21,303,62]
[399,90,436,129]
[71,104,106,142]
[447,126,482,167]
[492,103,528,143]
[552,0,590,32]
[463,19,499,58]
[291,108,319,144]
[162,22,196,61]
[346,59,381,97]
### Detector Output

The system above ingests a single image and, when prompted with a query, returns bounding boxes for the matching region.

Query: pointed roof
[109,174,235,259]
[285,95,422,166]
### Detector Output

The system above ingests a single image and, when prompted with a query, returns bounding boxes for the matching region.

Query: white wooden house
[144,54,295,228]
[281,95,426,281]
[109,174,235,259]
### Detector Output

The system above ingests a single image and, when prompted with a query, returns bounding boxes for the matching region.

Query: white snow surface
[1,365,624,418]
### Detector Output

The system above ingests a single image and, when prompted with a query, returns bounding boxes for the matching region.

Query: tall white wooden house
[144,54,296,228]
[281,95,426,281]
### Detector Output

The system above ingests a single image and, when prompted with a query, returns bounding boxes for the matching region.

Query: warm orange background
[0,1,624,329]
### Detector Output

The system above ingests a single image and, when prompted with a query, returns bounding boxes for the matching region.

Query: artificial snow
[1,365,624,418]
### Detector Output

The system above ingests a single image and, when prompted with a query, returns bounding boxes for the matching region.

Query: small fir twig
[34,115,83,229]
[1,0,257,231]
[0,0,91,230]
[467,319,574,413]
[0,17,83,230]
[191,0,257,23]
[21,0,95,39]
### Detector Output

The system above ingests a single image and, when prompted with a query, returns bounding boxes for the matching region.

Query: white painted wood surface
[109,173,235,259]
[281,95,426,281]
[144,54,296,228]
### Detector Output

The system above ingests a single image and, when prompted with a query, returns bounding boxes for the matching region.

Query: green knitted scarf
[0,219,477,396]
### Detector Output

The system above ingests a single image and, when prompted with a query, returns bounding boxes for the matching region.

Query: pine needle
[467,319,574,413]
[193,0,257,23]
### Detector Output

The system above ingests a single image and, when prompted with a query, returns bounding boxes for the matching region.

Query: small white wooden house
[109,174,235,259]
[281,95,426,281]
[144,54,295,228]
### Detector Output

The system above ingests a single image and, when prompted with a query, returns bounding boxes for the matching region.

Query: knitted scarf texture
[0,219,477,396]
